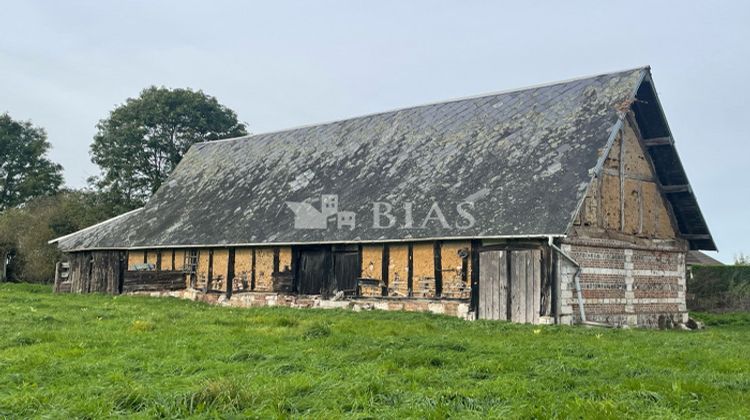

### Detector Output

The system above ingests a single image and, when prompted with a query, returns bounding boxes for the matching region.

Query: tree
[0,189,119,283]
[90,87,247,208]
[0,113,64,211]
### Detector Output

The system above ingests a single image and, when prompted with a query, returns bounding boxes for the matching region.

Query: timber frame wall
[57,240,480,320]
[557,115,689,327]
[117,240,475,301]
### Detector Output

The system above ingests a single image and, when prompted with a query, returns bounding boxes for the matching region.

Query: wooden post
[433,241,443,298]
[470,240,480,317]
[250,248,256,291]
[206,249,213,293]
[407,244,414,297]
[381,245,389,296]
[53,261,61,292]
[226,248,235,298]
[272,248,280,273]
[0,250,7,282]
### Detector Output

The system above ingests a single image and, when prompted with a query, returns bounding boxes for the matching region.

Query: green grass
[1,283,749,419]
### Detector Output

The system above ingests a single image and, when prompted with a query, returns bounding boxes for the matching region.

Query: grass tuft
[302,321,332,339]
[129,319,155,332]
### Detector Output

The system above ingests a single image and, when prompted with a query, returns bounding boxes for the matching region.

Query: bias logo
[285,194,355,230]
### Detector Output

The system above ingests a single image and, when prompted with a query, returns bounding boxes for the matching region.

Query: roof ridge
[200,66,650,146]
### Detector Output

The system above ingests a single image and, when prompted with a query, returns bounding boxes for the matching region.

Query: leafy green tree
[0,189,119,283]
[90,87,247,207]
[0,113,64,211]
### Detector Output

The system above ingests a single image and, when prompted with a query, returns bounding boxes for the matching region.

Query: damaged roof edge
[47,207,144,245]
[59,234,568,253]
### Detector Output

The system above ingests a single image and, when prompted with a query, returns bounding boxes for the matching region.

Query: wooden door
[296,248,331,295]
[479,250,508,320]
[510,249,541,324]
[333,250,359,293]
[479,248,541,323]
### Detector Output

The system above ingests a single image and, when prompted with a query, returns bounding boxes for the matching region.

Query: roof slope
[686,251,723,266]
[53,208,144,251]
[58,68,658,250]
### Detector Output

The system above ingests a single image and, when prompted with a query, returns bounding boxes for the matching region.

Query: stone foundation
[129,289,473,320]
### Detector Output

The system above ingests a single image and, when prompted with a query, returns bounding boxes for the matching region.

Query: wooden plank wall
[478,248,542,323]
[67,251,123,294]
[479,250,506,320]
[122,271,185,292]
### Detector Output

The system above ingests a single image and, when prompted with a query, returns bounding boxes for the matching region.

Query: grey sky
[1,1,748,263]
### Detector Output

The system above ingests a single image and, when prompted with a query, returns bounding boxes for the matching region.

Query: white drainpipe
[548,236,587,323]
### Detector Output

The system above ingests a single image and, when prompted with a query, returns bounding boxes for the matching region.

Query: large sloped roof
[52,67,715,251]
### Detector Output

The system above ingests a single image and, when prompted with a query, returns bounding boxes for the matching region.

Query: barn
[50,66,715,327]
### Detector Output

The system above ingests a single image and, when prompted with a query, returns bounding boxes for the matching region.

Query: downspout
[547,236,587,324]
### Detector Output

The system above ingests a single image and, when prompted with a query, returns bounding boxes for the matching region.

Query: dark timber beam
[407,244,414,297]
[381,245,389,297]
[643,136,673,147]
[682,234,712,240]
[660,184,691,194]
[433,241,443,298]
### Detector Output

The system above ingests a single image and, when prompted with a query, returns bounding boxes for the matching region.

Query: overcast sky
[2,1,748,262]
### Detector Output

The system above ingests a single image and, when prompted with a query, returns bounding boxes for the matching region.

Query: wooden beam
[226,247,235,298]
[682,234,712,240]
[433,241,442,297]
[250,248,256,291]
[206,249,213,292]
[470,240,480,317]
[272,247,280,273]
[407,244,414,297]
[643,136,673,147]
[660,184,691,194]
[381,245,389,297]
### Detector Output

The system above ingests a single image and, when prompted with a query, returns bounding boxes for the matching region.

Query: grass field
[1,283,748,419]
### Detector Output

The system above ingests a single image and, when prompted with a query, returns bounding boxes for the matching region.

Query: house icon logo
[285,194,356,230]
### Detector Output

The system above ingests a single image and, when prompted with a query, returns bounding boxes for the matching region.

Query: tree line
[0,87,247,282]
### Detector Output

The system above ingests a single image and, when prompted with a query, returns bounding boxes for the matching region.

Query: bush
[0,190,123,283]
[687,265,750,312]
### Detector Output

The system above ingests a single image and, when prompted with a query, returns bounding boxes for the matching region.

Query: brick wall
[559,237,686,327]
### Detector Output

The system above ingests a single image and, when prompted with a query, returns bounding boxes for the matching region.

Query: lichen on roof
[55,68,648,251]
